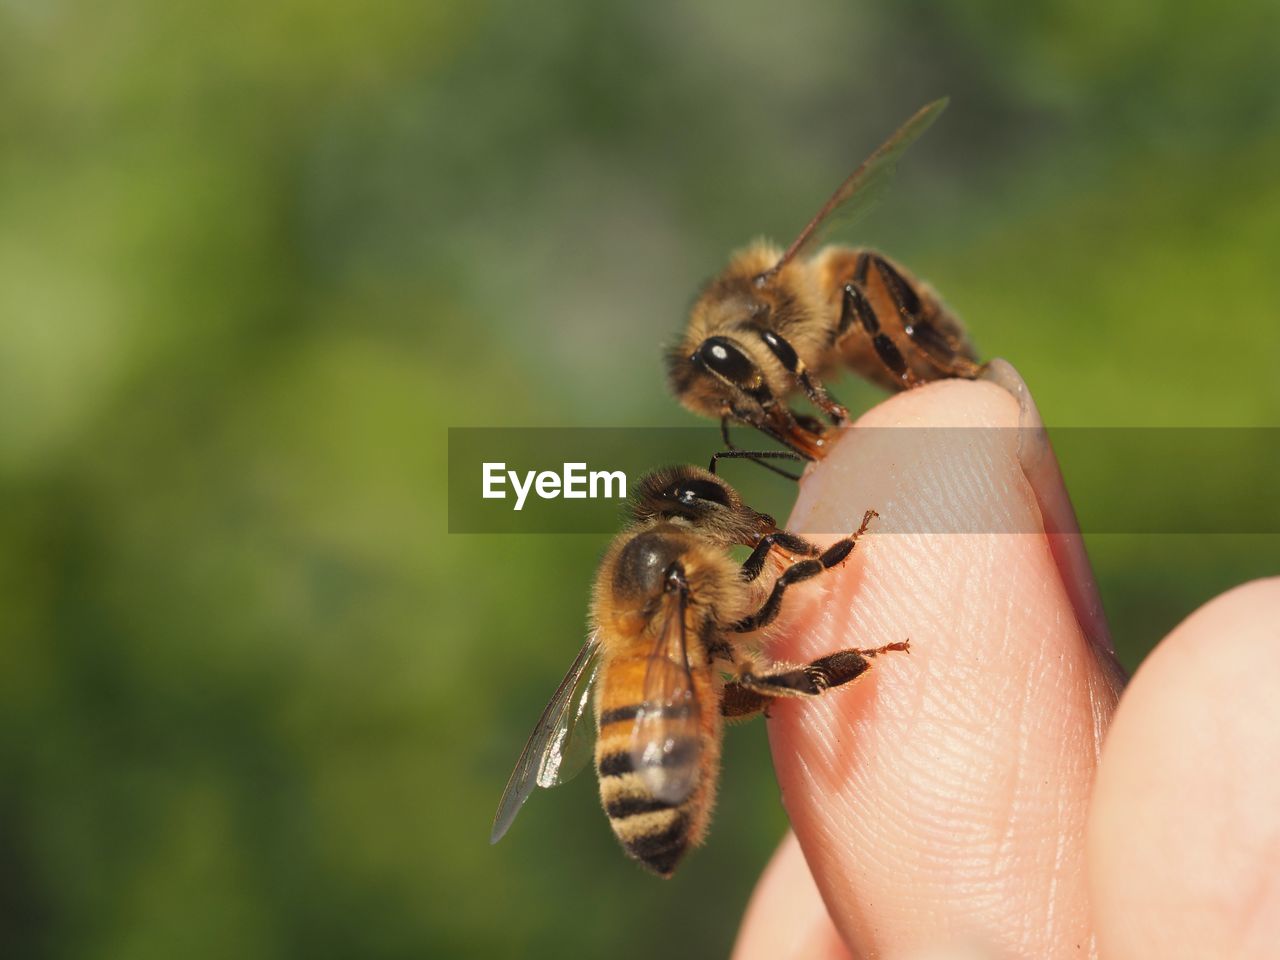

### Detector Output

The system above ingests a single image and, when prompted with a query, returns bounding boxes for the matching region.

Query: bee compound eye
[675,478,731,508]
[696,337,757,386]
[759,329,798,371]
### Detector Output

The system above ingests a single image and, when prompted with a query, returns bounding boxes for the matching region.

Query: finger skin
[757,379,1119,959]
[1089,578,1280,960]
[731,832,853,960]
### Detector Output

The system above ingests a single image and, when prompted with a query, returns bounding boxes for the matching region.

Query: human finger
[755,378,1121,958]
[731,831,852,960]
[1089,577,1280,960]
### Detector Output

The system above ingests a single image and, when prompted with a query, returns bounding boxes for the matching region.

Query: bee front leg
[731,509,878,632]
[720,641,910,718]
[756,329,848,425]
[739,530,819,583]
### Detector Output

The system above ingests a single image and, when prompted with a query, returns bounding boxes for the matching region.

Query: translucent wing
[490,636,603,844]
[767,98,949,276]
[629,596,702,805]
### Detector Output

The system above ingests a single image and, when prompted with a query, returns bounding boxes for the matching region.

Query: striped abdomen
[594,656,722,877]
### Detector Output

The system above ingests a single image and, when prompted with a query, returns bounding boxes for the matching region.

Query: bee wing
[629,597,703,805]
[490,635,603,844]
[769,98,948,274]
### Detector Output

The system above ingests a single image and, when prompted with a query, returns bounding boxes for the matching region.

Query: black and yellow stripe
[595,655,721,877]
[596,749,692,877]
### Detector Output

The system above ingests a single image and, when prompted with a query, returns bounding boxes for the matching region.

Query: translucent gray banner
[447,427,1280,535]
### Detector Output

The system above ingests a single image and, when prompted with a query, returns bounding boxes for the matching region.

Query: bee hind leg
[720,641,910,718]
[841,278,919,389]
[865,253,983,381]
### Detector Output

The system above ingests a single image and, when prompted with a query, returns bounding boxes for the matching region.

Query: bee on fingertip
[491,462,909,876]
[667,98,983,460]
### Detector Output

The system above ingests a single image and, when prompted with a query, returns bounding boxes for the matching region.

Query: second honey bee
[667,98,983,460]
[491,463,909,876]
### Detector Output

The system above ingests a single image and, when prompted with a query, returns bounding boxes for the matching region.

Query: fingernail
[981,359,1121,672]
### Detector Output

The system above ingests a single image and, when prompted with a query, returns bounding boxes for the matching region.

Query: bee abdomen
[604,793,678,819]
[617,809,690,877]
[596,746,697,877]
[604,790,691,877]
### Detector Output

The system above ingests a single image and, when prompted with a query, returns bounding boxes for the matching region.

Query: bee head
[631,465,774,546]
[667,242,796,425]
[666,327,783,418]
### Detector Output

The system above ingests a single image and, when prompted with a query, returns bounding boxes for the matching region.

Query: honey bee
[490,464,909,876]
[667,98,983,460]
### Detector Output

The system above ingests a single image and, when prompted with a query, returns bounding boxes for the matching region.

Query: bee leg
[756,329,848,425]
[739,530,820,583]
[722,641,910,716]
[867,254,983,380]
[706,635,736,665]
[731,510,878,632]
[720,681,772,719]
[841,278,919,389]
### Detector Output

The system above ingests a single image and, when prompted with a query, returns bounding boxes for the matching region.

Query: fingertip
[1090,577,1280,960]
[762,377,1113,957]
[791,379,1021,534]
[732,832,853,960]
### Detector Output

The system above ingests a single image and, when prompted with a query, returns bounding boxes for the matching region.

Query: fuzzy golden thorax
[590,522,748,659]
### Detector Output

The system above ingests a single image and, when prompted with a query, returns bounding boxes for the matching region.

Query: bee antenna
[711,417,803,480]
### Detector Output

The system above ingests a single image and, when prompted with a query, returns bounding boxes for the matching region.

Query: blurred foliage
[1,0,1278,957]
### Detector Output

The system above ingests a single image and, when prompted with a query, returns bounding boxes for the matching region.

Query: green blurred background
[2,1,1278,957]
